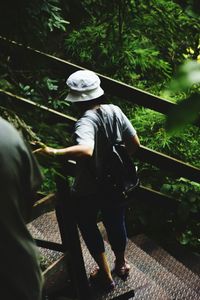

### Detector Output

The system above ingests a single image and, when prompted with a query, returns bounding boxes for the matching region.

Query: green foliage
[161,178,200,248]
[0,106,41,144]
[174,0,200,18]
[134,1,199,64]
[0,62,70,112]
[161,178,200,215]
[64,0,199,91]
[127,104,200,250]
[39,167,57,194]
[0,0,68,47]
[166,61,200,133]
[179,230,200,248]
[18,77,67,110]
[65,20,172,88]
[39,256,49,271]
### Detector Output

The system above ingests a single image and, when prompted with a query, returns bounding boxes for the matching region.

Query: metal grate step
[131,234,200,295]
[27,211,67,294]
[28,212,169,299]
[27,212,200,300]
[126,237,200,299]
[27,211,62,270]
[27,211,62,243]
[81,234,170,300]
[98,223,200,299]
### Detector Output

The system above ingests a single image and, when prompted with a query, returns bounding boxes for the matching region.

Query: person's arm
[116,106,140,155]
[37,144,94,159]
[124,134,140,156]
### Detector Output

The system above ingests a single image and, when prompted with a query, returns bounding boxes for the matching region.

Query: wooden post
[55,170,91,300]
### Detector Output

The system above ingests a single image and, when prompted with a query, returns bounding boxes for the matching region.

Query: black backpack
[89,107,139,200]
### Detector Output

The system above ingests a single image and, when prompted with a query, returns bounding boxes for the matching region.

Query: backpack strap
[95,105,119,146]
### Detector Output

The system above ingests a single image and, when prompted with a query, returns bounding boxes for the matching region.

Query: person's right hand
[33,146,57,156]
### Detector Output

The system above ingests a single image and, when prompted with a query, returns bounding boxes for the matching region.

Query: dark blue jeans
[75,193,127,257]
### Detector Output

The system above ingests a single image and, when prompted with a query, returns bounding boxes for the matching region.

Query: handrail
[62,160,179,210]
[0,35,175,114]
[137,146,200,183]
[1,89,200,183]
[31,193,56,221]
[0,89,76,126]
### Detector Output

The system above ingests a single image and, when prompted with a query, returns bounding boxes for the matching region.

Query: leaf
[180,233,190,245]
[166,93,200,133]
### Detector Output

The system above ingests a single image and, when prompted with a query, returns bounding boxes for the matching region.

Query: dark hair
[74,94,107,111]
[90,94,107,105]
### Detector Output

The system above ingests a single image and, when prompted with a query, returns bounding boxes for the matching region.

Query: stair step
[28,212,200,299]
[131,234,200,295]
[28,211,62,244]
[98,222,200,299]
[80,235,170,300]
[28,212,169,299]
[27,212,63,269]
[27,211,66,293]
[125,237,200,299]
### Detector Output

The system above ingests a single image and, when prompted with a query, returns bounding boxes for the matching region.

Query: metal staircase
[28,210,200,300]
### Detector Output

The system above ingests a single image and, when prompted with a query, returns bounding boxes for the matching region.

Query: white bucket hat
[65,70,104,102]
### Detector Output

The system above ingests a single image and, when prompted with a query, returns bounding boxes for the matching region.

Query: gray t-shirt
[0,117,43,300]
[73,104,136,196]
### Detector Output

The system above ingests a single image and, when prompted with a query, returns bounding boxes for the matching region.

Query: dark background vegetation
[0,0,199,253]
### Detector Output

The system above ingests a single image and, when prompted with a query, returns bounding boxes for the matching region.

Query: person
[38,70,140,291]
[0,117,44,299]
